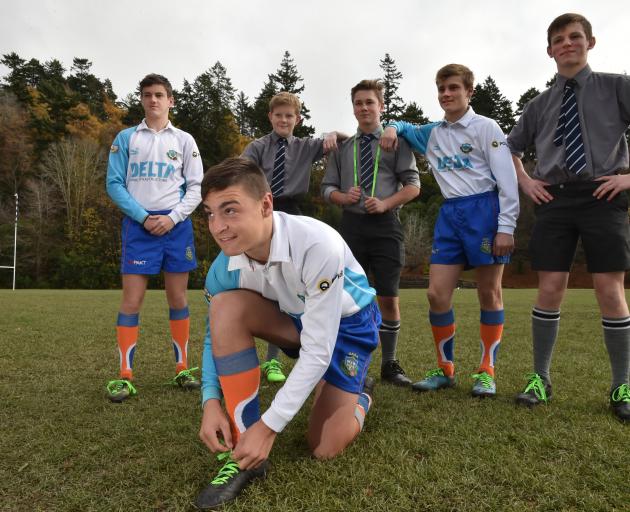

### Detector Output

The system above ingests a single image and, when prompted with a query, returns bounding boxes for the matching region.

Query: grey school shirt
[241,131,324,198]
[321,126,420,214]
[507,65,630,184]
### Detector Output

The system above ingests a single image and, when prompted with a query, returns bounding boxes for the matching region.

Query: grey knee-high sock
[266,344,280,362]
[532,307,560,382]
[602,317,630,390]
[380,319,401,365]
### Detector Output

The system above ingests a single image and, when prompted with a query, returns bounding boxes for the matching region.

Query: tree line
[0,50,583,289]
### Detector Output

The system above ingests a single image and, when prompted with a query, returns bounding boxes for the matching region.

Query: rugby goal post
[0,193,18,290]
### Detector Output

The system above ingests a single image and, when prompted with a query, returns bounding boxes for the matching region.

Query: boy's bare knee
[310,442,343,460]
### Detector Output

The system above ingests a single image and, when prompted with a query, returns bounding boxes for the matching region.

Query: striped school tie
[270,137,287,197]
[360,134,374,191]
[553,79,586,175]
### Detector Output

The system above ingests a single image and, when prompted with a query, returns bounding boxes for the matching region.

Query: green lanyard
[353,135,381,198]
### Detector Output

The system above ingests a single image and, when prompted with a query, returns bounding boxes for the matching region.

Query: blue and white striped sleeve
[106,127,148,224]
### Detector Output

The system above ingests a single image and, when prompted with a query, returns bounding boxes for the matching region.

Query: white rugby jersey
[389,108,519,234]
[106,120,203,225]
[201,212,377,433]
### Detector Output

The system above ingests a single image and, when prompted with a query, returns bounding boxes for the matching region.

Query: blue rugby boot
[412,368,455,392]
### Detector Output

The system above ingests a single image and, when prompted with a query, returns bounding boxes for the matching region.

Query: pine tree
[173,61,242,166]
[269,51,314,137]
[250,77,277,138]
[515,87,540,117]
[470,76,515,133]
[399,101,429,125]
[234,91,253,138]
[380,53,406,123]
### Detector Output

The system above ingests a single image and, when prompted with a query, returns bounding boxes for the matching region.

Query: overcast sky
[1,0,628,135]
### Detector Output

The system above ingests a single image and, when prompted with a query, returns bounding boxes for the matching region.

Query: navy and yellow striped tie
[553,79,586,175]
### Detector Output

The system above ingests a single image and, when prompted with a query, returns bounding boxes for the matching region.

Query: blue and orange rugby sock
[215,347,261,444]
[429,310,456,377]
[169,306,190,373]
[117,312,138,380]
[478,309,504,377]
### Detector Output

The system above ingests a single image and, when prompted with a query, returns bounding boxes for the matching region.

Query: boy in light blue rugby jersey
[381,64,519,397]
[105,74,203,402]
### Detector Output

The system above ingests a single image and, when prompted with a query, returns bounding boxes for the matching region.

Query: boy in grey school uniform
[321,79,420,387]
[508,13,630,421]
[241,91,341,382]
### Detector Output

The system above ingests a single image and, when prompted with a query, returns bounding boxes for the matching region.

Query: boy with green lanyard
[321,79,420,386]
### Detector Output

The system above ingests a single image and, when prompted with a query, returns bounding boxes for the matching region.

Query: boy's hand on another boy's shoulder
[199,399,233,453]
[493,233,514,257]
[593,174,630,201]
[379,127,399,152]
[232,419,277,470]
[144,215,174,236]
[323,132,339,153]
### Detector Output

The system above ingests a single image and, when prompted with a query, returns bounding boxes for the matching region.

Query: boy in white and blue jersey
[194,157,380,510]
[105,74,204,402]
[381,64,519,397]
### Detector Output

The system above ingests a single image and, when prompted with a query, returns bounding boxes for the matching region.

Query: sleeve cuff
[168,211,184,225]
[497,225,515,235]
[201,385,223,406]
[261,407,290,433]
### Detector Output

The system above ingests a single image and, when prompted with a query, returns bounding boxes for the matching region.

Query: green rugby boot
[261,359,286,383]
[106,379,137,403]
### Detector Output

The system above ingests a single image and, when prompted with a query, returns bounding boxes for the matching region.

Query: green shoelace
[523,372,548,402]
[211,452,240,485]
[424,368,446,378]
[106,379,137,395]
[171,367,199,384]
[611,383,630,403]
[261,359,284,376]
[471,372,494,388]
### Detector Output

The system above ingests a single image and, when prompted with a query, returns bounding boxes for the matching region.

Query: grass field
[1,289,628,512]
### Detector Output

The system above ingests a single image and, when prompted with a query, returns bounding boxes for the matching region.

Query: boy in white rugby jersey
[105,74,203,402]
[381,64,519,397]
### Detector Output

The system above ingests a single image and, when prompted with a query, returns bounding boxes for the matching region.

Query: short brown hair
[351,79,384,104]
[139,74,173,97]
[269,92,301,115]
[547,13,593,46]
[201,157,270,201]
[435,64,475,91]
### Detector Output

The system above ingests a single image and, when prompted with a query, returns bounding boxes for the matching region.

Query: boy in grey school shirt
[508,12,630,422]
[241,91,341,382]
[321,79,420,387]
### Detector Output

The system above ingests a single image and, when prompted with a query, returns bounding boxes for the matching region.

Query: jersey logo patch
[341,352,359,377]
[110,145,119,153]
[460,143,473,153]
[166,150,178,160]
[491,140,506,148]
[317,279,330,292]
[192,151,199,158]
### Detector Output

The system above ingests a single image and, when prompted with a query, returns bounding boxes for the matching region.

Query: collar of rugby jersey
[554,64,592,91]
[440,107,476,128]
[137,119,175,134]
[355,125,383,139]
[227,211,291,272]
[270,131,295,144]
